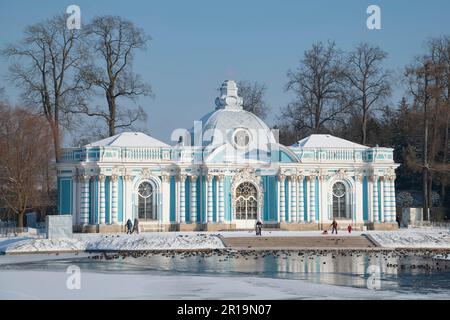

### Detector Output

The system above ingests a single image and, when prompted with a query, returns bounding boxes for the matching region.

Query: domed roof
[196,80,276,148]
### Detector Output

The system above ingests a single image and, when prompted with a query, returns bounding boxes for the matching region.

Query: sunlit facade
[56,80,400,232]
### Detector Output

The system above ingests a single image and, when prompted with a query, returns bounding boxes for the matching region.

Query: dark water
[2,250,450,294]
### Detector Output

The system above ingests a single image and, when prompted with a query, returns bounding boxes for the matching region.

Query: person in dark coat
[330,219,338,234]
[132,217,140,234]
[126,219,133,234]
[255,220,262,236]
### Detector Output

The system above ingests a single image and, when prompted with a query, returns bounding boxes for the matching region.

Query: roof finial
[215,80,243,110]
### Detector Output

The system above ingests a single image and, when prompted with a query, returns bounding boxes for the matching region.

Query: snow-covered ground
[219,228,450,249]
[0,269,449,300]
[369,228,450,248]
[0,233,225,254]
[1,227,450,253]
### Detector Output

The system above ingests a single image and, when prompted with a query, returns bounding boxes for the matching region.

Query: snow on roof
[84,132,169,148]
[295,134,368,149]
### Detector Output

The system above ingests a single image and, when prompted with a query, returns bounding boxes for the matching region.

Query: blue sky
[1,0,450,145]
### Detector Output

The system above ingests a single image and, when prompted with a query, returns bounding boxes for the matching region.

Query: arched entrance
[331,181,351,219]
[137,180,158,221]
[234,182,258,229]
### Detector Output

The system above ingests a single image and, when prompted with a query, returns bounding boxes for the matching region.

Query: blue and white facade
[57,80,400,232]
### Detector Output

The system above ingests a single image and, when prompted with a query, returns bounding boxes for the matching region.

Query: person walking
[255,220,262,236]
[132,217,140,234]
[126,218,133,234]
[330,219,338,234]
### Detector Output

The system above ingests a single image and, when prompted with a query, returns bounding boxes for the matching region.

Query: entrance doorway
[235,182,258,229]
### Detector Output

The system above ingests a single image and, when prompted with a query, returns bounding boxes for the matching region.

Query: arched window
[138,181,156,220]
[235,182,258,220]
[332,182,349,218]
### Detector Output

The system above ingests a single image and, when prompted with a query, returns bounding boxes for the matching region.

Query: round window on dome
[232,128,251,148]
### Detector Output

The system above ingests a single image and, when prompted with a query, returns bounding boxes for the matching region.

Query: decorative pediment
[237,167,256,180]
[140,168,152,179]
[335,169,348,179]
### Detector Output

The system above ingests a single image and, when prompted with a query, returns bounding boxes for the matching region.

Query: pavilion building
[56,80,399,232]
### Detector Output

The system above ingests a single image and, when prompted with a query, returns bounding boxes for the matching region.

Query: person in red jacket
[347,224,353,234]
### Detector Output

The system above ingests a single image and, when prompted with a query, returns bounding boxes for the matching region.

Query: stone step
[222,236,377,249]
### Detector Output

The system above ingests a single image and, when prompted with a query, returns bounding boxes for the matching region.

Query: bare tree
[237,81,269,119]
[77,16,152,136]
[406,58,432,220]
[346,43,391,145]
[405,41,450,220]
[283,41,352,134]
[428,36,450,205]
[0,103,53,228]
[2,15,86,161]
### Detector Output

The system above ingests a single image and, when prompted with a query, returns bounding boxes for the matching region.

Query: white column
[317,176,322,223]
[175,176,180,222]
[278,174,285,223]
[318,174,328,224]
[381,177,389,222]
[384,177,396,223]
[161,175,171,224]
[218,175,225,223]
[207,175,213,223]
[372,176,379,223]
[72,175,78,226]
[386,178,392,222]
[190,175,197,223]
[390,178,397,223]
[354,175,363,223]
[111,175,118,224]
[309,176,316,222]
[290,175,297,222]
[367,177,373,223]
[179,174,187,223]
[297,175,304,222]
[123,175,133,222]
[304,176,309,223]
[98,175,106,224]
[80,175,90,225]
[276,179,280,223]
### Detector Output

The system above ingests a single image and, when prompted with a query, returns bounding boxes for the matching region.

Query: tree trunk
[428,173,433,204]
[49,119,61,162]
[423,167,429,220]
[442,97,449,207]
[362,94,368,145]
[107,89,116,137]
[109,118,115,137]
[362,111,367,145]
[17,211,24,229]
[442,182,447,207]
[423,65,430,221]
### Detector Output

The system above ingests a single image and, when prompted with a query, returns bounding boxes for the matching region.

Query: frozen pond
[1,249,450,298]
